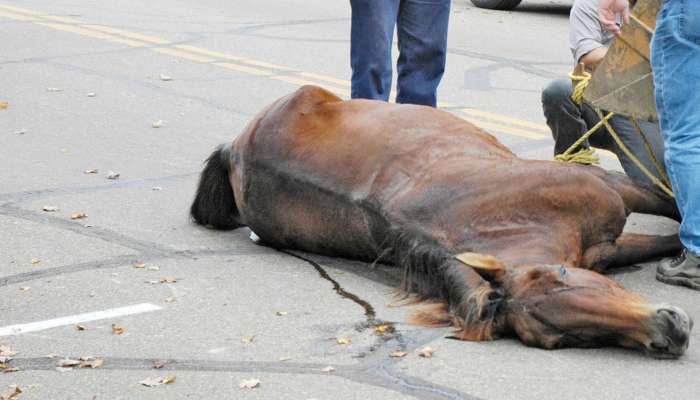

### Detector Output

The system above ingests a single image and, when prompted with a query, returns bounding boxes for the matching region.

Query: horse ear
[455,252,506,283]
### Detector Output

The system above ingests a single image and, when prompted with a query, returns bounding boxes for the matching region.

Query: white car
[471,0,522,9]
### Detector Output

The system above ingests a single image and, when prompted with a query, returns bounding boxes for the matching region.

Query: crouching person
[541,0,664,188]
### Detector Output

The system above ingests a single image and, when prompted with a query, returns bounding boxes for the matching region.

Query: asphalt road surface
[1,1,699,399]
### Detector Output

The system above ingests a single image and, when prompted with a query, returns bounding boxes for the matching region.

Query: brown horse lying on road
[191,85,692,358]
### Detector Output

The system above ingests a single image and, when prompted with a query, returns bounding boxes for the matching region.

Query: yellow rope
[629,117,672,188]
[554,148,599,164]
[569,70,591,106]
[593,109,675,198]
[555,111,615,164]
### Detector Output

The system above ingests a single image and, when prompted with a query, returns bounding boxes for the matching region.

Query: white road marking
[0,303,162,336]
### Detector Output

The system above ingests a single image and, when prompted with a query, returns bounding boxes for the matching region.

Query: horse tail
[190,144,243,230]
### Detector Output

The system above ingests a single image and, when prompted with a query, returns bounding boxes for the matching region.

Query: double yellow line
[0,3,551,141]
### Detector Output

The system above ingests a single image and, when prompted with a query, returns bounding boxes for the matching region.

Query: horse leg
[581,166,679,221]
[582,233,682,271]
[392,232,505,340]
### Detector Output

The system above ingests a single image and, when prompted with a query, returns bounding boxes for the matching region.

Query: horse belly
[238,160,383,261]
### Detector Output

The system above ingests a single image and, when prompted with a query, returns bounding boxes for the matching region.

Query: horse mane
[386,228,504,341]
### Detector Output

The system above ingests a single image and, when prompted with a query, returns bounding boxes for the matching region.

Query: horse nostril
[658,308,678,320]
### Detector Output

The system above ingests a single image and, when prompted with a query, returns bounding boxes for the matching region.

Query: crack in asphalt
[280,249,377,321]
[7,356,478,399]
[0,184,477,399]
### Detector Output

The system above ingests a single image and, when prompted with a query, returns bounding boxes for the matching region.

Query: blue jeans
[652,0,700,255]
[350,0,451,107]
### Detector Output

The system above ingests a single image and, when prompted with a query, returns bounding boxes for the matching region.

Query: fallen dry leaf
[84,169,98,174]
[165,297,176,303]
[147,266,160,271]
[80,358,103,369]
[70,212,88,220]
[18,287,30,292]
[87,92,96,97]
[30,258,41,265]
[139,377,161,387]
[46,87,62,92]
[140,375,176,387]
[146,278,178,285]
[133,262,146,269]
[152,120,163,128]
[152,360,167,369]
[374,324,394,334]
[241,336,255,344]
[278,356,291,362]
[0,387,21,400]
[14,129,26,135]
[106,171,120,180]
[336,336,352,345]
[389,351,407,358]
[111,324,125,335]
[152,186,162,191]
[275,311,288,316]
[42,205,59,212]
[418,346,435,358]
[321,366,335,372]
[75,325,86,331]
[159,74,172,81]
[0,101,8,109]
[2,367,19,373]
[0,345,17,358]
[57,358,81,368]
[239,378,261,389]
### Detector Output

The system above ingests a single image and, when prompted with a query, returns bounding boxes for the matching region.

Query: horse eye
[559,265,568,278]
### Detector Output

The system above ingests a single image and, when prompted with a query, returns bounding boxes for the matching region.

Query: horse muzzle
[645,305,693,358]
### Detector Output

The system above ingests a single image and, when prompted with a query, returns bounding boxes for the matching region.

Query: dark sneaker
[657,249,700,291]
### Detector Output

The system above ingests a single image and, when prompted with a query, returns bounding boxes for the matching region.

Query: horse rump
[190,144,242,230]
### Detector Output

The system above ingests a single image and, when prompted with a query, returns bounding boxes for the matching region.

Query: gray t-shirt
[569,0,617,64]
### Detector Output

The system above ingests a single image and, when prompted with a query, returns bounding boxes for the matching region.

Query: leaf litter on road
[140,375,176,387]
[42,206,59,212]
[0,387,21,400]
[239,378,261,389]
[418,346,435,358]
[336,337,352,345]
[389,350,407,358]
[111,324,125,335]
[70,212,88,220]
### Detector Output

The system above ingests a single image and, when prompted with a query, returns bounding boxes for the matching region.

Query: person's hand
[598,0,629,37]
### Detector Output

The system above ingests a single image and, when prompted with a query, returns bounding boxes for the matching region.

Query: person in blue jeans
[600,0,700,290]
[350,0,451,107]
